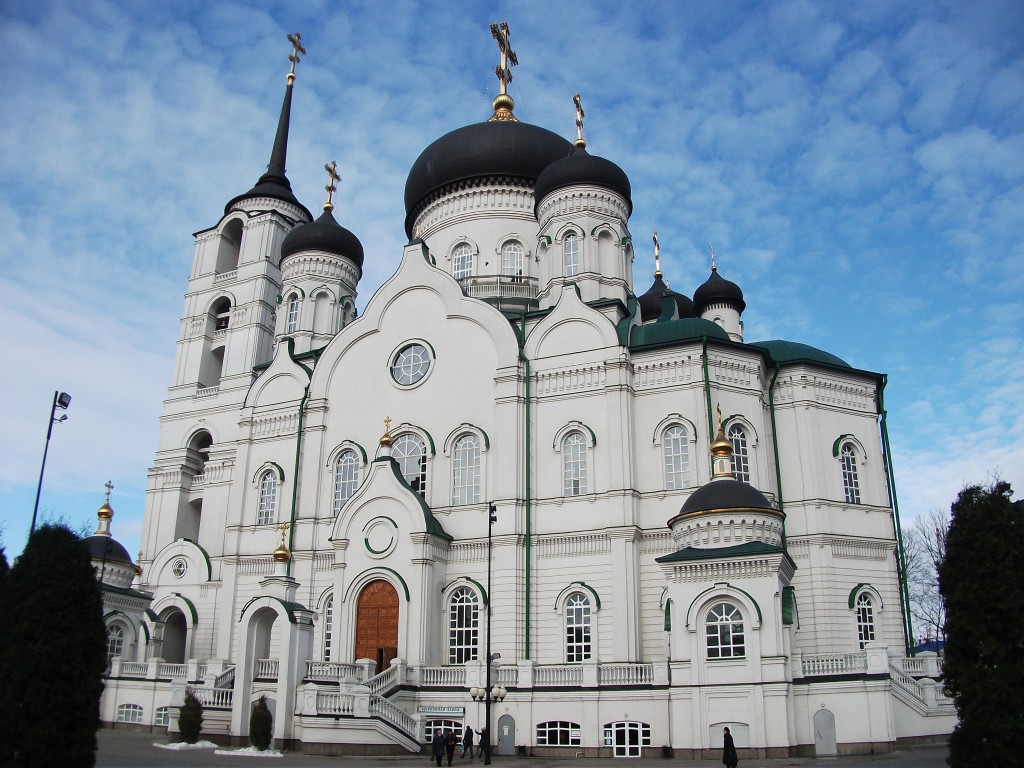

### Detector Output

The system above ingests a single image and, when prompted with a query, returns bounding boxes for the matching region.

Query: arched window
[106,624,125,660]
[448,587,479,664]
[333,450,360,514]
[256,470,278,526]
[706,602,745,659]
[856,592,875,648]
[537,721,581,746]
[663,425,690,489]
[840,443,861,504]
[452,434,481,505]
[285,293,300,334]
[563,233,580,277]
[211,297,232,331]
[116,703,143,724]
[562,431,587,496]
[425,719,463,743]
[394,434,427,496]
[565,592,592,662]
[729,424,750,483]
[323,594,334,661]
[453,242,474,280]
[501,240,523,278]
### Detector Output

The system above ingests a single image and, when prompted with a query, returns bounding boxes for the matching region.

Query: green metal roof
[630,317,730,349]
[748,339,850,368]
[656,540,784,563]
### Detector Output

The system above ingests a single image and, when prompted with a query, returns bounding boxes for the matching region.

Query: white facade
[99,47,954,757]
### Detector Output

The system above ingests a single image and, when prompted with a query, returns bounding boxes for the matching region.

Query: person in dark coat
[432,729,446,767]
[722,727,738,768]
[478,726,489,761]
[462,726,475,759]
[444,729,459,766]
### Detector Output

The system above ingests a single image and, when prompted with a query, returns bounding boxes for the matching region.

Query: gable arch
[326,440,369,468]
[446,236,481,262]
[392,422,436,456]
[554,581,602,612]
[443,577,488,606]
[832,434,867,460]
[443,423,491,454]
[343,567,411,603]
[251,461,285,485]
[554,223,584,242]
[723,415,759,446]
[685,582,762,630]
[553,421,597,451]
[204,291,237,316]
[848,583,884,611]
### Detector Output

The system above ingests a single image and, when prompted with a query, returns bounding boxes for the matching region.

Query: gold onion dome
[273,542,291,563]
[97,500,114,520]
[711,428,733,457]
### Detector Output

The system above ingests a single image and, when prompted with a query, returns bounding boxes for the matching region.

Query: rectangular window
[537,721,581,746]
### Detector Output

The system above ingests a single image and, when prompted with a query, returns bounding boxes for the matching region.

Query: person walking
[445,729,459,766]
[722,727,738,768]
[478,726,488,762]
[432,729,446,767]
[462,725,475,759]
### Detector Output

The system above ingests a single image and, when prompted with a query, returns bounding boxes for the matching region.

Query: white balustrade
[214,665,236,689]
[420,666,466,686]
[305,661,362,682]
[317,691,355,715]
[160,663,188,679]
[254,658,279,680]
[365,665,399,696]
[799,652,867,677]
[370,695,416,737]
[534,665,583,686]
[119,662,149,678]
[496,666,518,687]
[599,663,654,686]
[196,386,219,398]
[188,686,233,709]
[213,269,238,284]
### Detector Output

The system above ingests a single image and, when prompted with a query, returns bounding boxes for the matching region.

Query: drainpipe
[768,363,786,547]
[878,375,913,655]
[519,313,533,659]
[701,335,713,443]
[287,385,310,577]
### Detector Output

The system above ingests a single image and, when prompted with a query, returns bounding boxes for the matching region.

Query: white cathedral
[96,27,954,757]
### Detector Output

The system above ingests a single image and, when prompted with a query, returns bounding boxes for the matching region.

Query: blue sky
[1,0,1022,562]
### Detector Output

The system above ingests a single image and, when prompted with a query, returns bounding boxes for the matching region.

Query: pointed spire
[224,33,312,220]
[94,480,114,536]
[573,93,586,149]
[653,231,662,278]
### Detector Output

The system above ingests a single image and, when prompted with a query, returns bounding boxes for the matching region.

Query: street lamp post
[31,390,71,535]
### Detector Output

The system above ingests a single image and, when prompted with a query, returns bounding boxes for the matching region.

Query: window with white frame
[394,434,427,496]
[117,703,144,724]
[840,443,861,504]
[501,240,524,278]
[563,233,580,277]
[537,721,581,746]
[285,294,300,334]
[321,594,334,661]
[256,470,278,526]
[856,592,875,648]
[106,624,125,660]
[452,434,481,505]
[705,602,745,659]
[663,425,690,489]
[453,242,474,280]
[603,721,651,757]
[565,592,592,662]
[333,450,360,514]
[729,424,750,483]
[562,431,588,496]
[155,706,171,727]
[448,587,479,664]
[425,719,462,744]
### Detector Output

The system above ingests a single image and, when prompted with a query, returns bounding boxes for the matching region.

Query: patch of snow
[214,746,284,757]
[154,740,218,750]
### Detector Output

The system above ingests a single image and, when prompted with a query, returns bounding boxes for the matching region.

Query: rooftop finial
[710,243,717,271]
[104,480,114,504]
[489,22,519,122]
[323,160,341,211]
[653,231,662,278]
[380,416,394,448]
[286,32,306,83]
[273,521,291,563]
[710,403,735,479]
[573,92,586,148]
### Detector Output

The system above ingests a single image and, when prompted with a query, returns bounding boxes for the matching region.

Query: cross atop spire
[323,160,341,211]
[653,231,661,277]
[488,22,519,122]
[573,93,586,148]
[709,243,717,270]
[104,480,114,503]
[287,33,306,82]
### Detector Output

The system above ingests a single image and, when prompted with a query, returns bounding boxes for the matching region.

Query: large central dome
[404,120,572,236]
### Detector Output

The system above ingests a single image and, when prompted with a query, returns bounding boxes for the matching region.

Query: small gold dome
[379,432,393,448]
[711,430,733,457]
[97,501,114,520]
[273,543,291,563]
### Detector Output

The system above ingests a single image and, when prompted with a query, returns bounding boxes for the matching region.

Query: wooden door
[354,580,399,668]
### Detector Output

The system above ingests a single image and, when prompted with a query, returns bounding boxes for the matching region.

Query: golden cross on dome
[709,243,717,270]
[104,480,114,503]
[716,403,724,431]
[383,416,392,435]
[323,160,341,211]
[277,521,290,547]
[653,232,661,275]
[573,93,586,146]
[490,22,518,95]
[286,32,306,80]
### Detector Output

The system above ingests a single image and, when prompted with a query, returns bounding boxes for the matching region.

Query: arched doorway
[162,609,188,663]
[355,580,399,670]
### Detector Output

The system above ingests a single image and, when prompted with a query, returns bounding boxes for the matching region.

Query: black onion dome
[678,479,774,517]
[674,292,696,318]
[281,208,364,268]
[533,145,632,214]
[85,535,134,566]
[638,274,670,322]
[693,266,746,314]
[404,120,573,236]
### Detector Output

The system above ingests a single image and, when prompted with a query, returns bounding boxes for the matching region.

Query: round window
[391,343,431,386]
[171,558,188,579]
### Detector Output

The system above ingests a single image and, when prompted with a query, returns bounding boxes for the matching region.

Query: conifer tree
[1,525,107,767]
[938,481,1024,767]
[249,695,273,751]
[178,690,204,744]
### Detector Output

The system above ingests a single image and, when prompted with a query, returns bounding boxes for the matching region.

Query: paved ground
[96,729,948,768]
